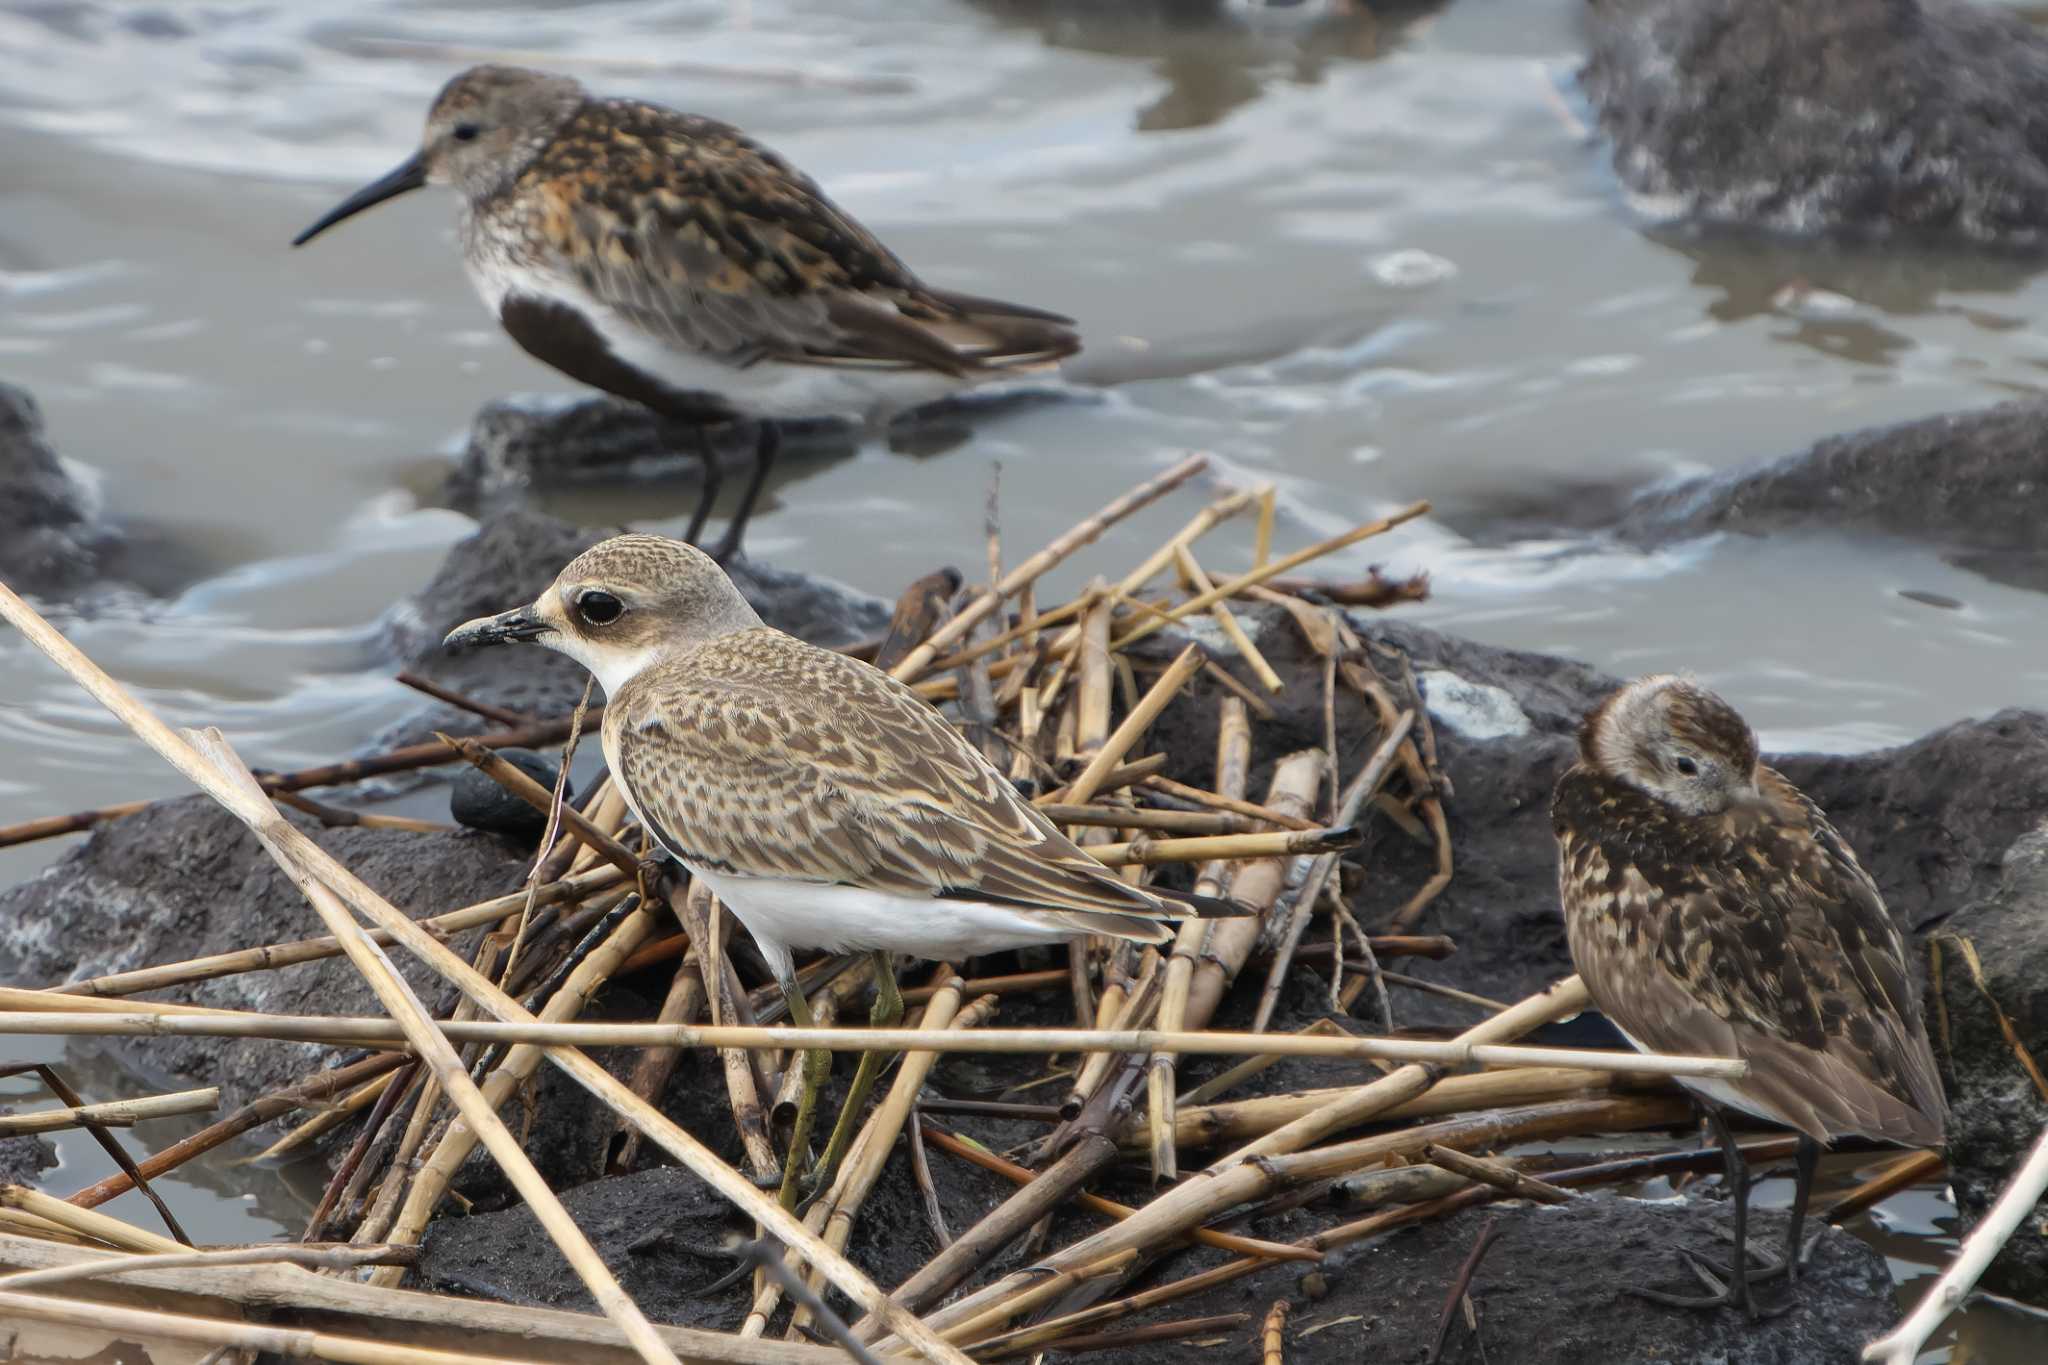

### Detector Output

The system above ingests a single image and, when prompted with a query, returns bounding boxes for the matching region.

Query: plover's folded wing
[607,633,1205,935]
[534,102,1078,373]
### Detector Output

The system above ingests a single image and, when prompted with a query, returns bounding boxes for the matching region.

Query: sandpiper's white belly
[690,867,1077,980]
[465,255,974,421]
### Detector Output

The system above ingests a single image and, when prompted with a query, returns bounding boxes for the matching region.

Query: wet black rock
[1581,0,2048,248]
[441,395,857,508]
[1930,824,2048,1303]
[1095,1198,1896,1365]
[0,1126,56,1191]
[449,748,570,841]
[1617,399,2048,592]
[0,382,119,598]
[379,508,891,735]
[0,795,526,1112]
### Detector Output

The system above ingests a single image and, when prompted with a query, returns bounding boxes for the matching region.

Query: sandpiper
[444,533,1237,1200]
[1553,675,1946,1316]
[292,65,1080,561]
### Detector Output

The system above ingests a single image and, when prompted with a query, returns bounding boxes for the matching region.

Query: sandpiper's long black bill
[291,152,429,247]
[444,607,549,650]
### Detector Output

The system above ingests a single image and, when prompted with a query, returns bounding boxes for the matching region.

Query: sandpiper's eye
[452,122,481,143]
[577,590,624,626]
[1673,755,1700,778]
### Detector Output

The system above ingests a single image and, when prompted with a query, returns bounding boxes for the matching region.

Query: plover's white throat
[444,532,1238,1200]
[293,64,1080,562]
[1553,674,1946,1317]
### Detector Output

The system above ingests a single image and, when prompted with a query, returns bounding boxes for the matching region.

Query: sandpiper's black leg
[1631,1108,1784,1319]
[803,950,901,1199]
[706,422,779,565]
[772,973,832,1211]
[1780,1134,1821,1286]
[684,425,724,549]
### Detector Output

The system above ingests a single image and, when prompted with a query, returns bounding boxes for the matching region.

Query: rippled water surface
[3,1,2046,1357]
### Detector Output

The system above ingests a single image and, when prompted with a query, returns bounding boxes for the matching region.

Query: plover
[293,65,1080,561]
[1553,675,1946,1316]
[444,533,1236,1200]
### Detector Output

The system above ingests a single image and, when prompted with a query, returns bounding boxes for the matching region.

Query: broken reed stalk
[372,901,656,1284]
[0,589,972,1363]
[919,1124,1313,1262]
[888,453,1210,683]
[0,1007,1749,1079]
[1863,1117,2048,1364]
[1173,542,1283,693]
[2,1184,181,1253]
[183,727,681,1365]
[67,1053,407,1210]
[52,866,623,999]
[0,1230,845,1364]
[1111,501,1431,650]
[1063,642,1205,808]
[869,976,1599,1345]
[0,1241,413,1291]
[674,881,778,1182]
[0,1087,217,1136]
[1261,1298,1290,1365]
[1088,824,1357,867]
[1140,774,1321,830]
[1419,1143,1575,1204]
[442,734,642,880]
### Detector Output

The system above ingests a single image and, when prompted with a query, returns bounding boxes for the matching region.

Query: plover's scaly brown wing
[513,100,1079,375]
[604,627,1194,942]
[1555,764,1946,1147]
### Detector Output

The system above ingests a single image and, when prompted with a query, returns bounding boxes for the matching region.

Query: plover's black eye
[452,122,481,143]
[1673,755,1700,778]
[577,590,624,626]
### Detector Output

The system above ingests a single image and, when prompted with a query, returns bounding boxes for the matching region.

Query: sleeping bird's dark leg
[802,950,902,1199]
[706,422,779,565]
[1631,1107,1784,1319]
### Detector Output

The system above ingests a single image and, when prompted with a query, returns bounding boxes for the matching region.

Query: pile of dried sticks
[0,455,1922,1364]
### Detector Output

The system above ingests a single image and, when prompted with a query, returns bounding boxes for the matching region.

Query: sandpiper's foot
[1631,1248,1797,1321]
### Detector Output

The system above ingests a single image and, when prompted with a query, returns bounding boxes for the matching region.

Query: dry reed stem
[175,727,678,1365]
[1261,1297,1290,1365]
[67,1053,406,1210]
[0,1242,411,1291]
[938,1249,1139,1345]
[889,453,1210,683]
[1088,824,1355,867]
[0,1289,540,1365]
[612,944,707,1172]
[919,1125,1313,1262]
[675,881,778,1181]
[0,1010,1746,1079]
[887,977,1600,1342]
[2,1185,182,1253]
[1139,775,1319,830]
[442,736,641,880]
[1133,1066,1626,1151]
[0,1230,844,1363]
[0,1087,217,1135]
[372,903,655,1282]
[1176,1016,1353,1108]
[252,1070,398,1162]
[1419,1143,1575,1204]
[1821,1148,1945,1223]
[1173,543,1283,693]
[51,867,623,1000]
[1112,502,1430,650]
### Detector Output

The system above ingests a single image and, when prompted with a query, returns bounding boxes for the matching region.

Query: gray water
[2,0,2044,1357]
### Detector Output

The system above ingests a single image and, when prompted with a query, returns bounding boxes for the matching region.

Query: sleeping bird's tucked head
[1581,674,1766,818]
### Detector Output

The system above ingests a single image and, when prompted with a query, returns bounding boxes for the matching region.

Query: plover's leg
[803,950,902,1198]
[773,972,833,1210]
[1631,1108,1786,1319]
[683,426,725,549]
[706,423,779,565]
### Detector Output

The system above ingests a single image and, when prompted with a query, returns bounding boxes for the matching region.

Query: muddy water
[1,0,2043,1355]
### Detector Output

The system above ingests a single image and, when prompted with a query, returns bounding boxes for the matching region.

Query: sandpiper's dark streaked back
[1553,674,1945,1317]
[292,65,1080,560]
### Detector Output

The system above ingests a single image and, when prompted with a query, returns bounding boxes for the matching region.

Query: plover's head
[291,65,584,248]
[442,533,763,697]
[1580,674,1765,818]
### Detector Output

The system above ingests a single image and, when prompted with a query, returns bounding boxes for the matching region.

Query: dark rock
[0,381,119,598]
[441,395,857,509]
[0,1126,56,1190]
[1094,1197,1896,1364]
[0,795,526,1112]
[449,748,570,841]
[1617,399,2048,592]
[377,509,891,737]
[1930,823,2048,1303]
[1581,0,2048,248]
